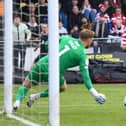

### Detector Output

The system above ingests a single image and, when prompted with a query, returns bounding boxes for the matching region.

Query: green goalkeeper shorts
[28,61,65,86]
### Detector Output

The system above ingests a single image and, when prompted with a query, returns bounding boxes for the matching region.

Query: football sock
[40,89,48,97]
[16,86,29,101]
[40,88,65,98]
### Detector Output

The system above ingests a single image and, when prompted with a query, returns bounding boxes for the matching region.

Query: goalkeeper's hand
[89,88,106,104]
[94,93,106,104]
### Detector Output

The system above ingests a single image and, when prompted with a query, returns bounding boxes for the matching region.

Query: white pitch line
[7,114,42,126]
[0,110,4,114]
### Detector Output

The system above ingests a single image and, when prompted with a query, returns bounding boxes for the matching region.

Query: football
[124,96,126,106]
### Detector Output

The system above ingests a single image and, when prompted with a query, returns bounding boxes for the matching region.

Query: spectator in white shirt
[108,20,126,43]
[59,20,68,36]
[13,15,31,72]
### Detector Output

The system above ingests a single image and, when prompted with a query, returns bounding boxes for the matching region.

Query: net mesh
[0,0,49,125]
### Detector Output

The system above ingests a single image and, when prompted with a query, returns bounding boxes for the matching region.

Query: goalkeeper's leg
[13,76,32,110]
[27,82,67,107]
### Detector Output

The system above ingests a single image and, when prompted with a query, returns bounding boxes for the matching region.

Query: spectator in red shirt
[111,7,126,27]
[92,4,111,37]
[110,20,126,36]
[108,20,126,43]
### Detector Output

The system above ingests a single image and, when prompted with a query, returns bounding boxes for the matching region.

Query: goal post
[48,0,60,126]
[2,0,60,125]
[4,0,13,114]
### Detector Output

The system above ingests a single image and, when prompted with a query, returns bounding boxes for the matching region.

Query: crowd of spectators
[0,0,125,72]
[12,0,126,41]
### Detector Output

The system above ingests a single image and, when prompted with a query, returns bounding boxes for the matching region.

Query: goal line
[7,114,41,126]
[0,110,42,126]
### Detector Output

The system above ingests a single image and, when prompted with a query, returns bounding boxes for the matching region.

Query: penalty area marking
[7,114,42,126]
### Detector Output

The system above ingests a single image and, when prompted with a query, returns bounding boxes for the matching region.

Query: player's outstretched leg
[27,89,48,107]
[13,77,31,111]
[27,83,67,107]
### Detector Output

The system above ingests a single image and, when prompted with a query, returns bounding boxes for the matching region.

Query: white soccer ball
[123,96,126,106]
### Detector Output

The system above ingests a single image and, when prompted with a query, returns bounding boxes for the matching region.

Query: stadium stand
[0,0,126,83]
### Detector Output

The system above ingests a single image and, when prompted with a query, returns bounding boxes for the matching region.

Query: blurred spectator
[60,0,82,15]
[13,15,31,41]
[121,32,126,50]
[40,23,48,41]
[59,20,68,36]
[93,4,111,37]
[13,0,19,11]
[70,25,80,38]
[13,15,31,71]
[111,7,126,27]
[108,20,126,43]
[69,0,80,15]
[20,0,29,8]
[80,17,92,30]
[81,0,97,23]
[36,0,48,23]
[59,4,68,29]
[103,0,115,18]
[68,5,84,32]
[13,0,28,12]
[27,16,39,40]
[31,0,38,4]
[121,0,126,16]
[110,20,126,36]
[21,3,38,23]
[89,0,104,10]
[39,23,48,57]
[112,0,120,7]
[59,0,72,15]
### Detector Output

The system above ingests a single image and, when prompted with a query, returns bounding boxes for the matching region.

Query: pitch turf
[0,84,126,126]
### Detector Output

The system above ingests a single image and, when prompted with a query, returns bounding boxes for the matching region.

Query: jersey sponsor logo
[88,54,124,62]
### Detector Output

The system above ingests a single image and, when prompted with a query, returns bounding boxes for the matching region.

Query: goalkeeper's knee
[60,83,67,92]
[23,76,32,89]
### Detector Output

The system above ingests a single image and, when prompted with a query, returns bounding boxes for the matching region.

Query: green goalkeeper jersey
[28,36,93,90]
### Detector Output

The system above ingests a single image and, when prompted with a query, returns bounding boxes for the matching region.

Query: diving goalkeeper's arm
[80,57,106,104]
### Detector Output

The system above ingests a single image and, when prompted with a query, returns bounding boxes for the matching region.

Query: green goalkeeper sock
[16,86,29,101]
[40,89,48,97]
[40,88,65,98]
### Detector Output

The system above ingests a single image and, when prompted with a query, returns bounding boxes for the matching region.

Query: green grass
[1,84,126,126]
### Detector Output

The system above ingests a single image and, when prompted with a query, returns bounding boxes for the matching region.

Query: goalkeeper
[13,29,106,110]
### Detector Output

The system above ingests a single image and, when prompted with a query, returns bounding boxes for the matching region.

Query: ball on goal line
[123,96,126,106]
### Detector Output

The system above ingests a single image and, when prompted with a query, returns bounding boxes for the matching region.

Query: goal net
[0,0,59,126]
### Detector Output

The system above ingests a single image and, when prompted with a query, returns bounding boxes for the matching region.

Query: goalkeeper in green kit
[13,29,106,110]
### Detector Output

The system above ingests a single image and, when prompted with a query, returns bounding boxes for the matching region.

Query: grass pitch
[0,84,126,126]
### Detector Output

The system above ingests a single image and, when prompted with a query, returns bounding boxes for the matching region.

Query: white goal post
[4,0,13,114]
[48,0,59,126]
[3,0,60,126]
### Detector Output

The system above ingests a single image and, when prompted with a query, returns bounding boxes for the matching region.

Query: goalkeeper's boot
[27,93,40,107]
[13,100,20,111]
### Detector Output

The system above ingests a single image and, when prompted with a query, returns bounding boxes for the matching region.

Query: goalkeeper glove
[89,88,106,104]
